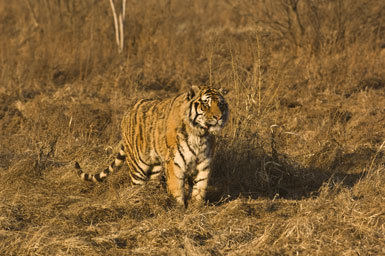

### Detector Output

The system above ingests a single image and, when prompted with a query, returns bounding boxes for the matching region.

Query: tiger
[75,85,228,207]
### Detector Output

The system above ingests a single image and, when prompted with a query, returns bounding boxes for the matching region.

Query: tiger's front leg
[166,158,186,207]
[191,158,212,206]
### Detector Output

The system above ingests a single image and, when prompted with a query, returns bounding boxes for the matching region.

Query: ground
[0,0,385,255]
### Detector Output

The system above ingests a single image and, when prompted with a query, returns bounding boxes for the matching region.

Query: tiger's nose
[213,115,222,121]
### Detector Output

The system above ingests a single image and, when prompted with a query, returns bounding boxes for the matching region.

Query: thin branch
[119,14,124,53]
[25,0,39,27]
[109,0,121,49]
[122,0,126,22]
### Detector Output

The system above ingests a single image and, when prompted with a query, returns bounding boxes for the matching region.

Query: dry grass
[1,0,385,255]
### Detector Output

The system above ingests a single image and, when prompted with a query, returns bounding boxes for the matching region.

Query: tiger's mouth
[206,121,220,128]
[194,113,227,132]
[204,119,225,131]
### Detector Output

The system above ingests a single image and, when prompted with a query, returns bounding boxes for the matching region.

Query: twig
[25,0,39,27]
[109,0,126,53]
[109,0,120,50]
[119,14,124,53]
[122,0,126,19]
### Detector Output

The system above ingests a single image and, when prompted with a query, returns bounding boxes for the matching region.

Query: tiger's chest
[177,133,211,172]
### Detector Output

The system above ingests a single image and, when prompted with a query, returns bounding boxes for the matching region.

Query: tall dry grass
[1,0,385,255]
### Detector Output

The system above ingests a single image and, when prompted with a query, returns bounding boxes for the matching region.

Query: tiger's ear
[219,88,229,95]
[187,85,200,100]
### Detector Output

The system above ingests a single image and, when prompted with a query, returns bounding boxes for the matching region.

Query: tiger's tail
[75,144,127,182]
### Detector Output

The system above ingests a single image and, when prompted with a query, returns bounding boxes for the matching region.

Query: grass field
[1,0,385,255]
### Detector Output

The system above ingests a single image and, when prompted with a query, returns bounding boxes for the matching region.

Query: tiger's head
[187,85,229,134]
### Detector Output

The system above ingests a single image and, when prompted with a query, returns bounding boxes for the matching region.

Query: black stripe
[136,107,145,160]
[117,153,126,161]
[124,145,148,178]
[176,139,186,165]
[197,161,210,171]
[131,171,147,181]
[94,173,104,182]
[169,96,178,113]
[194,178,208,184]
[150,110,160,157]
[153,130,161,160]
[150,169,161,174]
[137,153,150,168]
[172,169,185,180]
[131,101,142,147]
[174,161,182,170]
[191,102,201,126]
[163,103,171,149]
[131,180,143,185]
[129,169,144,185]
[188,101,194,123]
[130,158,148,178]
[181,123,196,156]
[149,165,162,175]
[75,162,83,176]
[146,104,156,152]
[189,101,201,126]
[103,167,110,175]
[164,130,170,149]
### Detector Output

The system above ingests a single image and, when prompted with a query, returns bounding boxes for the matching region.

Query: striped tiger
[75,85,228,207]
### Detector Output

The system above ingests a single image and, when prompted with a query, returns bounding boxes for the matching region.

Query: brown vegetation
[1,0,385,255]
